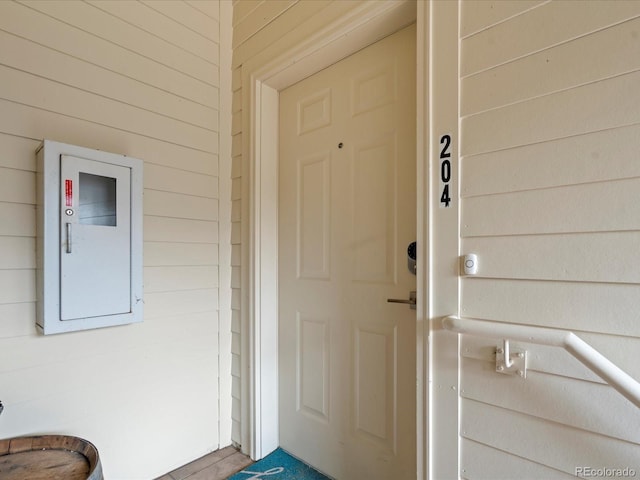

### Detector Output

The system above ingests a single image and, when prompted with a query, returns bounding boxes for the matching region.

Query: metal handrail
[443,315,640,409]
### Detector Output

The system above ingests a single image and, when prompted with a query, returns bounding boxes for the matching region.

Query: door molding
[241,0,425,471]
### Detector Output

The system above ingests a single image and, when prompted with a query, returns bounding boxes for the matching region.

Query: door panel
[297,152,331,280]
[352,133,397,283]
[60,155,131,320]
[279,25,416,479]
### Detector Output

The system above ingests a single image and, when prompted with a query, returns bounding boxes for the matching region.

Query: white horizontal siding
[462,124,640,197]
[0,1,226,478]
[461,438,576,480]
[21,0,219,84]
[0,237,35,268]
[0,28,216,128]
[460,0,546,39]
[459,1,640,476]
[462,69,640,156]
[463,232,640,283]
[232,0,361,69]
[142,0,219,42]
[0,312,220,472]
[0,98,218,175]
[0,63,216,151]
[462,399,639,476]
[88,0,220,65]
[144,189,219,221]
[233,0,260,27]
[0,203,34,236]
[0,133,40,171]
[232,0,296,48]
[1,1,217,107]
[144,242,218,267]
[188,0,219,21]
[0,270,34,304]
[144,216,219,243]
[0,303,36,339]
[462,16,640,116]
[461,0,640,77]
[462,279,640,339]
[461,357,640,444]
[0,310,217,376]
[463,179,640,236]
[145,163,219,197]
[145,289,219,319]
[0,167,35,203]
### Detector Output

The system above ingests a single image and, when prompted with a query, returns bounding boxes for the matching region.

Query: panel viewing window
[79,172,117,226]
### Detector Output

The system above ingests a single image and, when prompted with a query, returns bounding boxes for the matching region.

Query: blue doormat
[228,448,331,480]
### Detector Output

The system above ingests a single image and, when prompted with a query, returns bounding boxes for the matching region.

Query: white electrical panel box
[36,140,143,335]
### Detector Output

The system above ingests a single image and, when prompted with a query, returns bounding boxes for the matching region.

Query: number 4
[440,184,451,207]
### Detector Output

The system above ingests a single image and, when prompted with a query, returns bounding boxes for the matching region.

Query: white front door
[278,25,417,479]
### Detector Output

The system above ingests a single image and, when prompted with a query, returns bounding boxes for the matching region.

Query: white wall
[458,0,640,477]
[0,1,231,478]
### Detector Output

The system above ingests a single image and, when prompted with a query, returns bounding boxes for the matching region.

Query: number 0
[441,159,451,183]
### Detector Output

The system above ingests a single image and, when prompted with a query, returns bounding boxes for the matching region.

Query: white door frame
[241,2,431,477]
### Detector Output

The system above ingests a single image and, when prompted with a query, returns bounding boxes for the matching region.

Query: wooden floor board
[185,452,253,480]
[156,446,252,480]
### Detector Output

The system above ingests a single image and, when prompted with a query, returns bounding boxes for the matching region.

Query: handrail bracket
[496,339,527,378]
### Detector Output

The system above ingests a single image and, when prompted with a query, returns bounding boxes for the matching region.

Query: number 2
[440,134,451,159]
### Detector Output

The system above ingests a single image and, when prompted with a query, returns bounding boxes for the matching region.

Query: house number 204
[439,134,452,208]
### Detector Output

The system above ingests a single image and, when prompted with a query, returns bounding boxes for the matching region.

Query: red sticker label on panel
[65,179,73,207]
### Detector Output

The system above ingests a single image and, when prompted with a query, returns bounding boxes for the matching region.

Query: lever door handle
[387,291,416,310]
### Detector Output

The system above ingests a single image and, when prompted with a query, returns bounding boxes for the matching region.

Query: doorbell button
[463,254,478,275]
